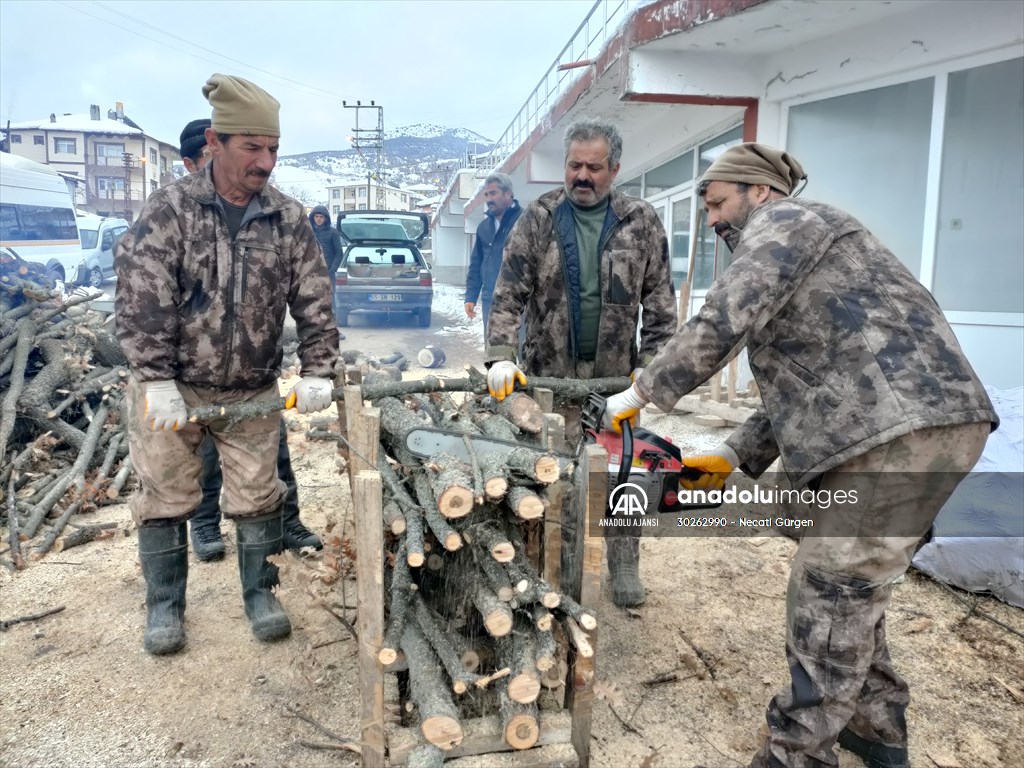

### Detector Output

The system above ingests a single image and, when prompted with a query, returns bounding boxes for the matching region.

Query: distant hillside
[277,124,493,194]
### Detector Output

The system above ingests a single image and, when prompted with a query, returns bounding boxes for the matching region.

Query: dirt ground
[1,295,1022,768]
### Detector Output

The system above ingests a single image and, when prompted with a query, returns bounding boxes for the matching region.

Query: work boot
[138,521,188,655]
[606,535,645,607]
[236,510,292,642]
[837,728,910,768]
[190,523,226,562]
[283,516,322,552]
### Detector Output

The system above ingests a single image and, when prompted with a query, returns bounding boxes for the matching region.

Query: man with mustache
[601,143,997,767]
[484,118,677,607]
[464,172,522,336]
[115,74,339,655]
[176,118,322,563]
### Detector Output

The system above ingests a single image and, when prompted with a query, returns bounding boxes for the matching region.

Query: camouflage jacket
[486,187,676,378]
[114,165,339,389]
[635,198,997,487]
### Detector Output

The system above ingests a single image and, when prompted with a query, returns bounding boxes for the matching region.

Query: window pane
[933,57,1024,313]
[787,79,933,277]
[670,196,692,284]
[618,176,641,197]
[645,150,694,196]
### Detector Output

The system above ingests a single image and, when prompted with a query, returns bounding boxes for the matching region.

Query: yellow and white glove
[285,376,333,414]
[680,444,740,491]
[144,380,187,431]
[487,361,526,402]
[601,385,647,433]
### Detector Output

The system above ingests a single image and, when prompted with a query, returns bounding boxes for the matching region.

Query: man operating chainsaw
[483,117,677,607]
[600,142,998,768]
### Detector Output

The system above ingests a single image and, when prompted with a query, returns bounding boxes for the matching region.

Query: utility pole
[343,100,386,209]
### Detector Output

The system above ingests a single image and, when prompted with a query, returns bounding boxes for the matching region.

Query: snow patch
[432,283,484,351]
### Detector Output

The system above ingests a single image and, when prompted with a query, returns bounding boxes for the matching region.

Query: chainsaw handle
[618,418,633,489]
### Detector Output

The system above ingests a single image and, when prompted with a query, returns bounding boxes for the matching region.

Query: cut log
[413,473,462,551]
[383,500,407,535]
[54,522,118,552]
[540,658,569,690]
[495,392,544,435]
[498,678,540,751]
[400,620,464,750]
[463,519,514,563]
[424,453,474,519]
[499,619,541,705]
[405,505,426,568]
[563,617,593,659]
[478,452,509,501]
[557,593,597,631]
[472,584,513,638]
[471,546,515,603]
[506,448,559,485]
[411,597,483,695]
[532,604,553,632]
[473,413,520,442]
[380,541,415,666]
[506,486,544,520]
[417,346,446,369]
[378,396,433,444]
[535,622,557,673]
[407,743,444,768]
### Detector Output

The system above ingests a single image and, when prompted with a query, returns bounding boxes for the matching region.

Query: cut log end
[540,591,561,609]
[490,542,515,563]
[408,552,426,568]
[534,611,553,632]
[390,519,407,535]
[378,647,399,666]
[442,532,463,552]
[420,715,463,751]
[437,486,474,518]
[504,713,540,750]
[484,477,508,500]
[483,611,513,638]
[535,655,556,673]
[507,673,541,704]
[511,493,544,520]
[579,612,598,631]
[533,456,559,484]
[460,649,481,673]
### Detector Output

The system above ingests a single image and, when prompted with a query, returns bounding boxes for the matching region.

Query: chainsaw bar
[405,427,576,470]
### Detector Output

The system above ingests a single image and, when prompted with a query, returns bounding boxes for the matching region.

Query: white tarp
[913,386,1024,608]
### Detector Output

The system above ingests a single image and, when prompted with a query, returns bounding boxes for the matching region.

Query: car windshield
[345,246,420,267]
[337,211,428,243]
[79,230,98,249]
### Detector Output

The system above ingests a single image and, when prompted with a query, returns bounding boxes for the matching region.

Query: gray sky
[0,0,596,154]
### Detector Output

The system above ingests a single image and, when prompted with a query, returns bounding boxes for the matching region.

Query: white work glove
[630,367,644,383]
[680,444,740,491]
[487,361,526,402]
[144,380,187,432]
[285,376,333,414]
[601,385,647,433]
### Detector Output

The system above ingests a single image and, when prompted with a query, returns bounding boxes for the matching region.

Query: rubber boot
[138,521,188,655]
[236,510,292,642]
[276,419,322,552]
[837,729,910,768]
[607,534,645,607]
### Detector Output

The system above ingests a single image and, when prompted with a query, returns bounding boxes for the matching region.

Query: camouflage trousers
[752,421,990,768]
[125,375,285,525]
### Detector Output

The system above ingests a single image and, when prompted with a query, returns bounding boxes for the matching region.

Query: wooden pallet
[340,377,605,768]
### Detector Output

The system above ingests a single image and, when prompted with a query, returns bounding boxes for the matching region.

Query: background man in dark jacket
[177,119,322,565]
[464,172,522,335]
[309,204,343,277]
[603,143,998,768]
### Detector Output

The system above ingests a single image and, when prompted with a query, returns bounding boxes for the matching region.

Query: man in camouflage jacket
[115,74,339,655]
[603,143,998,768]
[485,118,677,608]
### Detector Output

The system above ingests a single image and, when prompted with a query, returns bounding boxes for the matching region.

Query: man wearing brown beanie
[115,74,339,654]
[602,143,997,767]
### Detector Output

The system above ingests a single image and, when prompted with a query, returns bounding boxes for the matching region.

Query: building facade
[324,179,416,215]
[434,0,1024,389]
[6,103,178,221]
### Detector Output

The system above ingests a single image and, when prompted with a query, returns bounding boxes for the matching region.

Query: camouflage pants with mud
[751,422,990,768]
[125,375,285,525]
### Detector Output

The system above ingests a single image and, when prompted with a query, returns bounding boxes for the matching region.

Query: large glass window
[787,79,933,277]
[95,143,124,166]
[670,195,691,284]
[932,57,1024,313]
[617,176,642,197]
[0,203,78,241]
[645,150,694,196]
[693,126,743,289]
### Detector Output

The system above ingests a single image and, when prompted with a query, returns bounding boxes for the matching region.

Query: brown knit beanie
[701,142,806,195]
[202,74,280,137]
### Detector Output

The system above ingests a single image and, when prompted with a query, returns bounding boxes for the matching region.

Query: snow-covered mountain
[272,124,493,206]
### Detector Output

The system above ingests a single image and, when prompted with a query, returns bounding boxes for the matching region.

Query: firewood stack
[1,256,133,568]
[370,381,597,756]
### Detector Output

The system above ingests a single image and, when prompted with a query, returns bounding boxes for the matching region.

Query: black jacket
[309,205,343,275]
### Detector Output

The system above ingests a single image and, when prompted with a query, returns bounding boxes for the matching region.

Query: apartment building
[5,103,178,221]
[324,178,416,215]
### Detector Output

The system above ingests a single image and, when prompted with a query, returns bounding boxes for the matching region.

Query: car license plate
[369,293,401,302]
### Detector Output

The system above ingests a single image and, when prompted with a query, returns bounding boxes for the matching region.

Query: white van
[76,211,128,288]
[0,153,84,286]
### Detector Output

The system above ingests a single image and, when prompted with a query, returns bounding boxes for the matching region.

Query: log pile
[1,261,132,568]
[371,387,596,756]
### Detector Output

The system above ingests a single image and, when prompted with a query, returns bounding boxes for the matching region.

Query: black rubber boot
[607,534,645,607]
[838,728,910,768]
[138,522,188,655]
[236,511,292,642]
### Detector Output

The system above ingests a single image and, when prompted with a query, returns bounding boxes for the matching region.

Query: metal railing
[469,0,650,172]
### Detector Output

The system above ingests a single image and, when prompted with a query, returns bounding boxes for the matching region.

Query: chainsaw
[580,393,722,513]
